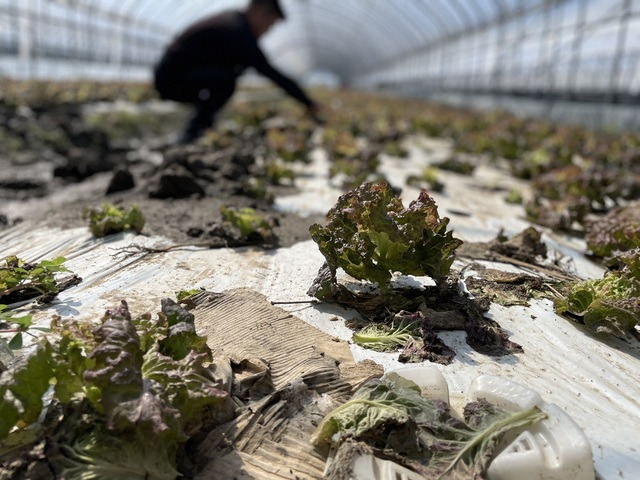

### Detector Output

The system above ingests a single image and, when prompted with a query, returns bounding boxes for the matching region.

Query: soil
[0,101,326,249]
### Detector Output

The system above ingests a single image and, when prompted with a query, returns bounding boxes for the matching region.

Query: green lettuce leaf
[158,298,210,361]
[309,181,462,292]
[142,349,228,429]
[83,203,145,238]
[554,248,640,335]
[0,340,54,439]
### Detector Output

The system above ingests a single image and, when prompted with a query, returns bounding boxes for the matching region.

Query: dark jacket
[155,10,313,106]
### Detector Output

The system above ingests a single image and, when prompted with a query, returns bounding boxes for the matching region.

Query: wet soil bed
[0,100,325,249]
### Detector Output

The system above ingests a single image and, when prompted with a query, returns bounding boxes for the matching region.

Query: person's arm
[248,44,316,108]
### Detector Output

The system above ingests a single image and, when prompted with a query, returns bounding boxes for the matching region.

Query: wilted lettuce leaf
[352,317,420,352]
[312,373,546,479]
[83,203,145,237]
[554,249,640,335]
[311,373,444,446]
[309,181,462,292]
[54,423,180,480]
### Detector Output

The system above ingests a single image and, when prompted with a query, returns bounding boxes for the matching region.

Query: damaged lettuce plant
[309,181,462,295]
[313,373,546,479]
[554,248,640,336]
[83,203,145,237]
[352,316,421,352]
[0,255,75,303]
[0,298,228,479]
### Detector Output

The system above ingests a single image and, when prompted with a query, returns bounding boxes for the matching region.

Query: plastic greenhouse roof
[15,0,547,77]
[3,0,639,93]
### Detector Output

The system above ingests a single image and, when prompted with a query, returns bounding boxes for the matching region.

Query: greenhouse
[0,1,639,479]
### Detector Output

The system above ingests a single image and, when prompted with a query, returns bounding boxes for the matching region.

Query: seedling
[83,203,145,237]
[220,206,275,244]
[0,255,72,302]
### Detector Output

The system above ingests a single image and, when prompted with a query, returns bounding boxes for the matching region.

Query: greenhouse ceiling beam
[448,0,474,28]
[155,0,242,31]
[280,2,415,76]
[269,32,357,74]
[42,0,173,37]
[272,41,353,79]
[352,0,563,81]
[342,0,510,81]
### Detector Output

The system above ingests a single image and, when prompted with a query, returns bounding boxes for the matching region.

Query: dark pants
[154,62,237,141]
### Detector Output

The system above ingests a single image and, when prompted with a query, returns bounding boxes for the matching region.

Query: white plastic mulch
[1,135,638,480]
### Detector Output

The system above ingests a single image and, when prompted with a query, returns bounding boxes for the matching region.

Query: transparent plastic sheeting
[1,144,639,479]
[2,0,639,100]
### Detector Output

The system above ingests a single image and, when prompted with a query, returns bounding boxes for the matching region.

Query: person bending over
[154,0,319,143]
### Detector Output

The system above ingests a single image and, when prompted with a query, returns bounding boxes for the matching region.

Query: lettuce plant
[554,248,640,336]
[0,255,76,306]
[309,181,462,294]
[220,206,275,244]
[0,299,227,479]
[83,203,145,238]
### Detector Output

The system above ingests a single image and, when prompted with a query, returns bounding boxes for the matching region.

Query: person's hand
[306,103,324,124]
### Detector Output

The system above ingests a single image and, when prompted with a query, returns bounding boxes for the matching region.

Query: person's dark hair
[250,0,286,19]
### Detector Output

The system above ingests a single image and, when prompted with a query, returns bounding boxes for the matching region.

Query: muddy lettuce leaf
[309,181,462,291]
[313,373,546,479]
[554,249,640,335]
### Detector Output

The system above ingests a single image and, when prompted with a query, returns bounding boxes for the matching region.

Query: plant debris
[464,264,551,307]
[314,373,546,479]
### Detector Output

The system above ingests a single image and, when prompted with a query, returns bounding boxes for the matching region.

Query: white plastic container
[349,453,424,480]
[337,368,596,480]
[386,365,450,404]
[469,375,595,480]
